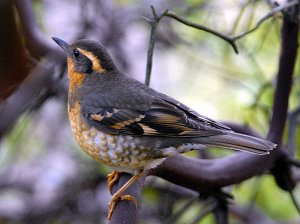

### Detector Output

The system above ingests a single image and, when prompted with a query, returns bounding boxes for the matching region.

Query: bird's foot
[108,194,138,220]
[107,171,120,194]
[106,172,143,221]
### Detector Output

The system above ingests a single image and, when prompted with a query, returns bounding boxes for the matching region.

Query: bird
[52,37,276,220]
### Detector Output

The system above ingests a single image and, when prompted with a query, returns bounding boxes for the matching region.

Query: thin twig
[191,199,218,224]
[214,201,229,224]
[165,197,198,224]
[287,158,300,168]
[144,5,243,86]
[233,0,299,40]
[144,6,168,86]
[165,11,239,54]
[145,2,297,86]
[228,0,251,35]
[289,190,300,215]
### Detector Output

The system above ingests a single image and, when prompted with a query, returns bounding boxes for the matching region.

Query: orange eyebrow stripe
[78,48,106,73]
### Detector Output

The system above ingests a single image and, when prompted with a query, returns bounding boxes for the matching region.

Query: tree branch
[0,55,64,139]
[144,5,241,86]
[233,0,299,40]
[191,198,217,224]
[287,107,300,155]
[0,0,29,101]
[151,3,299,193]
[269,7,299,191]
[213,201,228,224]
[109,173,145,224]
[14,0,55,59]
[0,0,66,140]
[165,11,239,54]
[144,6,168,86]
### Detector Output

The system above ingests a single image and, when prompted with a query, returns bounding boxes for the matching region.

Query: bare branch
[289,190,300,215]
[214,202,228,224]
[287,158,300,168]
[144,5,243,86]
[191,199,217,224]
[233,0,299,40]
[165,198,197,224]
[165,11,239,54]
[144,6,168,86]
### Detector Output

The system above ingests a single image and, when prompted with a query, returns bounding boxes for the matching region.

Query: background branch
[165,11,239,54]
[233,0,299,40]
[0,0,65,140]
[152,3,299,193]
[0,55,64,139]
[144,6,168,86]
[14,0,55,59]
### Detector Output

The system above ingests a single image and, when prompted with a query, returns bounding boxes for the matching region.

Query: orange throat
[67,58,85,92]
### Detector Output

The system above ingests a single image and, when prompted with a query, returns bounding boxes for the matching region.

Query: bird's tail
[200,132,276,155]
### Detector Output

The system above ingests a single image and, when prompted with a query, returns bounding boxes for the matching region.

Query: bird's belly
[68,103,154,171]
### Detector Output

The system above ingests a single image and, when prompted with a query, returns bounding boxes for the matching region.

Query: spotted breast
[68,102,166,173]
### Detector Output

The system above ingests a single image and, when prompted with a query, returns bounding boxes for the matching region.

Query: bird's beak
[52,37,71,55]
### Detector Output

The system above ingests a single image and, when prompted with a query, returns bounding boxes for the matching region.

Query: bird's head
[52,37,117,91]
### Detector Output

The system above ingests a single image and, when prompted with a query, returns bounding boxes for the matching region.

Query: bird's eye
[73,49,80,58]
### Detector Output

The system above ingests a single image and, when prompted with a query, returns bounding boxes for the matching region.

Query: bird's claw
[108,194,138,220]
[107,171,120,194]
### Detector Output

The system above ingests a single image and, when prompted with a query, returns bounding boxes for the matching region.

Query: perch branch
[109,173,145,224]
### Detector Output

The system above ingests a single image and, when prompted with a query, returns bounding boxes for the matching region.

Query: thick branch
[0,0,65,139]
[0,0,29,101]
[269,9,299,191]
[110,173,145,224]
[267,12,298,144]
[287,107,300,154]
[152,153,272,193]
[0,55,64,139]
[14,0,56,58]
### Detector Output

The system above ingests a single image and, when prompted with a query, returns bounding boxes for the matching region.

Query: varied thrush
[52,37,276,221]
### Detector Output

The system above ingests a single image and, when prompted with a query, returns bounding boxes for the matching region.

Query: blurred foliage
[0,0,299,223]
[233,176,299,220]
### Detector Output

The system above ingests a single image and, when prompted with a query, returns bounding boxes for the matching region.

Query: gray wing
[80,72,231,136]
